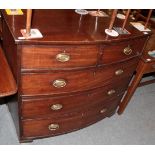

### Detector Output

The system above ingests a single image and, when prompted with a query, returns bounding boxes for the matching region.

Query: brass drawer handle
[100,108,107,114]
[53,79,67,88]
[51,104,63,111]
[48,124,59,131]
[56,53,70,62]
[115,69,124,75]
[123,46,132,55]
[107,89,116,96]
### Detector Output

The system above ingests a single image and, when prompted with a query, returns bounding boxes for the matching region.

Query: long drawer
[21,77,129,119]
[21,97,120,138]
[100,38,146,65]
[21,45,98,70]
[21,58,138,96]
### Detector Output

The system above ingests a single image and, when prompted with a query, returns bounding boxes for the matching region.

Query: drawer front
[21,58,137,96]
[21,78,129,119]
[22,97,120,138]
[21,45,98,69]
[101,38,146,64]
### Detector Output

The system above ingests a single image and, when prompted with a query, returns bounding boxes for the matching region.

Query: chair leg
[117,60,147,115]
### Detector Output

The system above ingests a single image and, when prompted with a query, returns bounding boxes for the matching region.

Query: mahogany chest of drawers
[1,10,149,142]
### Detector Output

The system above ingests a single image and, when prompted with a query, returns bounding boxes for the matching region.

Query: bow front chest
[1,10,149,142]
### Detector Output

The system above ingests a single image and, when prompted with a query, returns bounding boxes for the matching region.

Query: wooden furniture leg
[117,60,147,115]
[0,46,17,97]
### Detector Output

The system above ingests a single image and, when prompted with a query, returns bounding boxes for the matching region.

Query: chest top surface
[1,9,149,45]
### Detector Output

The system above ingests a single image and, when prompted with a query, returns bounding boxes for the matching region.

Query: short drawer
[21,58,137,96]
[21,45,98,69]
[21,78,128,119]
[21,97,119,138]
[100,38,146,64]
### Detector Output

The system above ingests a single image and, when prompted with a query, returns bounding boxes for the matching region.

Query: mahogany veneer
[22,97,121,138]
[21,58,138,96]
[21,78,129,119]
[0,46,17,97]
[1,9,149,142]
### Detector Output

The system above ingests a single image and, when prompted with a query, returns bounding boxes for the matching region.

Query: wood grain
[21,58,138,96]
[22,97,120,138]
[1,10,149,142]
[1,9,148,45]
[21,78,130,119]
[21,45,98,69]
[0,46,17,97]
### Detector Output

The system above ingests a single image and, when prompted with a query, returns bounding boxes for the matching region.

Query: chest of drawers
[1,10,149,142]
